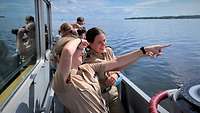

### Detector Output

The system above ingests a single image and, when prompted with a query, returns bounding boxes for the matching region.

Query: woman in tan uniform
[84,27,126,113]
[16,16,36,62]
[52,25,170,113]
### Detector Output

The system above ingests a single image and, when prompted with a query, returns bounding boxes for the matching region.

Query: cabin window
[0,0,37,106]
[43,1,51,50]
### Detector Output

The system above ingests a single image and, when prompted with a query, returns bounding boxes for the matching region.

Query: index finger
[160,44,171,48]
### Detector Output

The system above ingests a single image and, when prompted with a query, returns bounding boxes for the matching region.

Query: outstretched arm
[104,44,170,72]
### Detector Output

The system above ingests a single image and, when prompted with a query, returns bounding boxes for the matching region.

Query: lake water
[82,18,200,96]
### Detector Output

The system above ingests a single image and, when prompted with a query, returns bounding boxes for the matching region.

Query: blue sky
[52,0,200,20]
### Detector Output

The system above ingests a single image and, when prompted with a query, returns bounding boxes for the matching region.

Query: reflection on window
[0,1,36,94]
[43,1,50,50]
[15,16,36,63]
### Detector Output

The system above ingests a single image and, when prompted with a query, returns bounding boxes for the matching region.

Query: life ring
[149,91,169,113]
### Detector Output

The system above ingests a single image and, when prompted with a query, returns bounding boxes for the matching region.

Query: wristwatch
[140,47,146,54]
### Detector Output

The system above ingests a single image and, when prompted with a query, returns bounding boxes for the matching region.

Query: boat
[0,1,199,113]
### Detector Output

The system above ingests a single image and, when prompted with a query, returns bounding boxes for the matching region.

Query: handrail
[44,88,54,113]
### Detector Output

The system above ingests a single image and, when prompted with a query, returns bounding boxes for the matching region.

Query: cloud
[52,0,104,13]
[121,0,200,17]
[52,0,200,19]
[67,0,77,4]
[52,0,115,19]
[134,0,171,7]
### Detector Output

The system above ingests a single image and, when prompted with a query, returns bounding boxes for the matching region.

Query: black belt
[101,86,111,94]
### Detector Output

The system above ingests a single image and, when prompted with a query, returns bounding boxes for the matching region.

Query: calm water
[83,18,200,96]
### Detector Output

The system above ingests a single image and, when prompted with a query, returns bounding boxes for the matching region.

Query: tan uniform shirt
[53,63,108,113]
[84,47,127,113]
[84,47,119,92]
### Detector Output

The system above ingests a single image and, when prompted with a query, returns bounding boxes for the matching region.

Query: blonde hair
[58,23,73,36]
[52,37,76,63]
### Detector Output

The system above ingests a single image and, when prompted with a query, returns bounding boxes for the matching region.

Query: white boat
[0,1,199,113]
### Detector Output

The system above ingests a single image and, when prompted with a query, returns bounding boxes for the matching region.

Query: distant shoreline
[0,16,5,18]
[125,15,200,20]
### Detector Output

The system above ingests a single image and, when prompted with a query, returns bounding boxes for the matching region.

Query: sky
[52,0,200,20]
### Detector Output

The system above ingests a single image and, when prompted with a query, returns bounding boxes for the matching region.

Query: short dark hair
[86,27,105,43]
[77,17,84,22]
[26,16,34,22]
[77,27,86,36]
